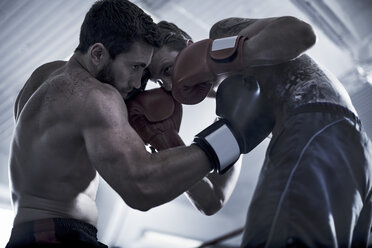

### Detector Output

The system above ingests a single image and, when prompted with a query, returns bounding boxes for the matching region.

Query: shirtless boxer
[148,18,372,247]
[7,1,262,247]
[126,21,242,215]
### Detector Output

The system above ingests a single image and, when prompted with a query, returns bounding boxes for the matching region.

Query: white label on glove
[211,36,238,51]
[205,124,240,169]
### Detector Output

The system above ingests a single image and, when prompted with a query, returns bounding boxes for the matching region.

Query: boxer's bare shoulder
[271,55,343,107]
[15,60,67,120]
[252,54,356,116]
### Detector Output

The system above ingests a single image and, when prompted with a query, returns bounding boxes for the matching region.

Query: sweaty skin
[209,17,356,134]
[9,41,212,227]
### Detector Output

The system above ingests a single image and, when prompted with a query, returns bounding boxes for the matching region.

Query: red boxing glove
[172,35,248,105]
[127,88,184,151]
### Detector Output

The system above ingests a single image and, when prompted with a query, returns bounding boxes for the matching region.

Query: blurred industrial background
[0,0,371,247]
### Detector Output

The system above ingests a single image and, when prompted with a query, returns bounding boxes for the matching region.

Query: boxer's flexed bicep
[80,84,152,209]
[81,84,212,211]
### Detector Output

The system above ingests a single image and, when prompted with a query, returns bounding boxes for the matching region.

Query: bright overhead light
[134,230,202,248]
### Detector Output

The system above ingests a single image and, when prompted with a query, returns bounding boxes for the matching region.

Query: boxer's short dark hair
[157,21,191,52]
[75,0,160,59]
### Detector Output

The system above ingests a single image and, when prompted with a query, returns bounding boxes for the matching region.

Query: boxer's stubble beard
[96,61,134,100]
[96,61,114,86]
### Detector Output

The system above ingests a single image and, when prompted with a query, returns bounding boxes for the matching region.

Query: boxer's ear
[89,43,110,67]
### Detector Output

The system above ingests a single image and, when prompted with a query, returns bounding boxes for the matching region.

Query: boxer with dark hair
[128,21,242,215]
[145,21,192,91]
[8,0,161,246]
[7,2,279,247]
[147,17,372,247]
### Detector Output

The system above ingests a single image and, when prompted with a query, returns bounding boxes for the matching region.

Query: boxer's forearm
[84,84,212,212]
[185,162,241,215]
[241,16,316,67]
[119,145,211,211]
[185,177,223,216]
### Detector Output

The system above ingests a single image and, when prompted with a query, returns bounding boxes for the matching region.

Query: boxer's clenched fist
[127,88,184,151]
[172,35,248,105]
[193,75,274,173]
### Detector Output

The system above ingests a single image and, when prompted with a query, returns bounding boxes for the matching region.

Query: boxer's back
[9,61,99,226]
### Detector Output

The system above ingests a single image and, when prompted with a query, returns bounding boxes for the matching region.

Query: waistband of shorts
[289,102,361,128]
[12,217,98,237]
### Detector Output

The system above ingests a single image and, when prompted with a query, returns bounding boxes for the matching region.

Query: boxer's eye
[132,65,140,71]
[163,66,172,77]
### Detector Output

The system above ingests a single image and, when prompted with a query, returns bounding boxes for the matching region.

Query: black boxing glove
[193,75,275,173]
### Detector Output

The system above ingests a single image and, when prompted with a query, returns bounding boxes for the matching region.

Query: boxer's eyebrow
[128,59,148,68]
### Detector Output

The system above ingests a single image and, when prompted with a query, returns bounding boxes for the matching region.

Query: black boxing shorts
[6,218,108,248]
[241,102,372,247]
